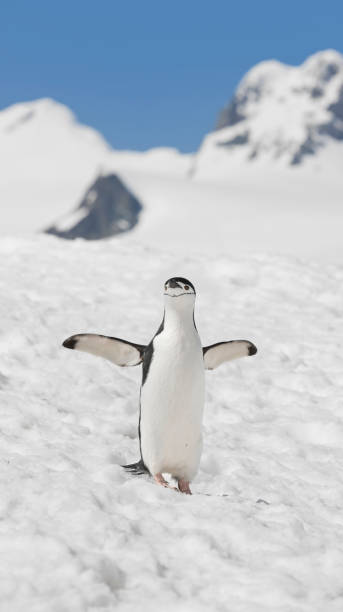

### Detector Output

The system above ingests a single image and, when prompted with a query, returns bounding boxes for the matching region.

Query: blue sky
[1,0,342,152]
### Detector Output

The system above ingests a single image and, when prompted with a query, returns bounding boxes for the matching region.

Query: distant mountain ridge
[0,49,342,242]
[194,49,343,175]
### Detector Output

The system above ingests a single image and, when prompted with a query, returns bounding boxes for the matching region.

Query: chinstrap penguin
[62,277,257,494]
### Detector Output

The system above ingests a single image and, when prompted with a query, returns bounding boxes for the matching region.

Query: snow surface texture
[1,235,343,611]
[121,165,343,262]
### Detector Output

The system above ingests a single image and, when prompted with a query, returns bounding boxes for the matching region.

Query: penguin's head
[164,277,196,300]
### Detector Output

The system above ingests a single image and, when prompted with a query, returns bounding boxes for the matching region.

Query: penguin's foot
[178,479,192,495]
[154,473,178,491]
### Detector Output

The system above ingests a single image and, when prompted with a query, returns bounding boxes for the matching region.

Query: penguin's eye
[184,285,189,290]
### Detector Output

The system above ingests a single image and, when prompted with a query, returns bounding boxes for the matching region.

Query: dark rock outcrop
[215,97,245,130]
[46,174,142,240]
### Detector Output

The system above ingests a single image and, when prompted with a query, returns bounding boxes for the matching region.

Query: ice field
[1,235,343,611]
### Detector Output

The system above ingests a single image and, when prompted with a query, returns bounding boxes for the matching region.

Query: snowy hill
[194,49,343,177]
[0,98,110,233]
[0,98,190,234]
[1,235,343,611]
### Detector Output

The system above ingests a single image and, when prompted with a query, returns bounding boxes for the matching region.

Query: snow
[54,206,89,232]
[108,147,193,176]
[1,235,343,611]
[0,99,110,234]
[121,162,343,262]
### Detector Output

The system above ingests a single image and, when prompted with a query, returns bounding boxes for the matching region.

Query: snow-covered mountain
[0,98,110,233]
[0,98,190,234]
[0,50,342,259]
[194,49,343,177]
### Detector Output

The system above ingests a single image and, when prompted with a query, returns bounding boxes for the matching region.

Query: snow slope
[120,165,343,262]
[1,235,343,611]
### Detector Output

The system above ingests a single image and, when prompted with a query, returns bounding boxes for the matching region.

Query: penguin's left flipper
[62,333,146,366]
[203,340,257,370]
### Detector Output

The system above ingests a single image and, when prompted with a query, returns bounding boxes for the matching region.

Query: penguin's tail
[121,459,149,476]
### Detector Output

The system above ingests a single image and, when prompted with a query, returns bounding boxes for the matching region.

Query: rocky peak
[45,174,142,240]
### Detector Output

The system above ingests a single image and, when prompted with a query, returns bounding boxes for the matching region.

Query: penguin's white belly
[140,331,205,481]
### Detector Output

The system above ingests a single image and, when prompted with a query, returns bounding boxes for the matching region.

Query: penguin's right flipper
[62,333,146,366]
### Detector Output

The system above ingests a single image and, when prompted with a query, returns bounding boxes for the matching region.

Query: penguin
[62,277,257,494]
